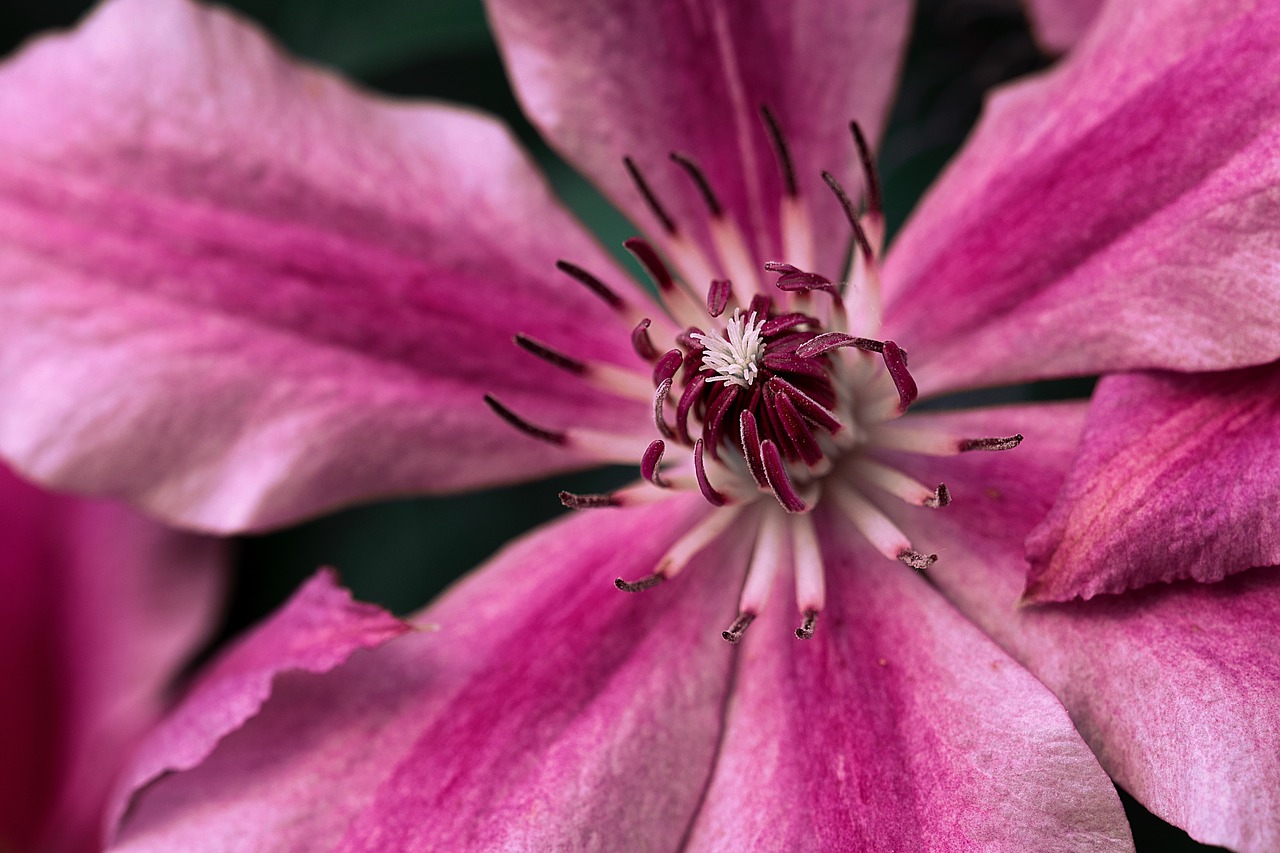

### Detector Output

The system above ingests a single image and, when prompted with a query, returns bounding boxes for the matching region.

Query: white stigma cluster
[693,310,767,388]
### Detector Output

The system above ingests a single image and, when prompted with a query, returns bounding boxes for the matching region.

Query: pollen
[693,310,766,388]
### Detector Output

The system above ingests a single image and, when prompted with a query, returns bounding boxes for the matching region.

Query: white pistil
[693,309,767,388]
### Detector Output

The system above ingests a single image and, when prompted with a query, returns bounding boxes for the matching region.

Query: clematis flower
[0,0,1277,850]
[0,462,224,853]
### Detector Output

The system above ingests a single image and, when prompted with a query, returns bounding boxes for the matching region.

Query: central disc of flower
[693,310,766,389]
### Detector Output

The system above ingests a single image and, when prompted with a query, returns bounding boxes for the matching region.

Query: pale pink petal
[885,404,1280,852]
[0,463,224,853]
[685,512,1133,852]
[112,495,744,852]
[0,0,655,534]
[883,1,1280,395]
[1025,366,1280,603]
[1022,0,1104,53]
[488,0,911,279]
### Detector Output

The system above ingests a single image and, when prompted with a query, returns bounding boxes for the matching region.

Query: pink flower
[0,0,1275,849]
[0,463,224,853]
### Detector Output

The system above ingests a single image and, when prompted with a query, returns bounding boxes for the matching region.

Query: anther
[615,572,667,593]
[760,105,798,197]
[765,262,840,299]
[623,155,678,235]
[821,170,875,266]
[795,609,819,640]
[641,439,668,487]
[707,279,733,317]
[514,334,586,375]
[760,440,807,513]
[652,349,683,386]
[652,378,674,439]
[669,152,723,217]
[898,549,937,570]
[721,612,756,644]
[849,121,882,220]
[739,410,769,489]
[959,434,1024,452]
[880,341,917,413]
[483,394,565,446]
[624,237,677,292]
[797,331,885,358]
[555,260,627,312]
[925,483,951,508]
[559,491,621,509]
[632,319,658,361]
[694,438,727,507]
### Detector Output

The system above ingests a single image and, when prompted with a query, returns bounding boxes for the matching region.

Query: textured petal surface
[886,404,1280,852]
[0,0,654,534]
[113,496,745,852]
[0,464,224,853]
[488,0,910,280]
[883,0,1280,395]
[685,508,1133,852]
[1025,366,1280,603]
[1022,0,1103,53]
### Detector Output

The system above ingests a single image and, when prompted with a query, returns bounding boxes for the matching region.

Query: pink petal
[685,513,1133,851]
[886,404,1280,852]
[487,0,910,279]
[1022,0,1104,53]
[0,463,224,853]
[1025,366,1280,603]
[112,496,743,851]
[0,0,655,534]
[883,1,1280,395]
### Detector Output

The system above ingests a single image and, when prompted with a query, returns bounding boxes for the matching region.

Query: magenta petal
[687,516,1133,851]
[112,496,744,851]
[887,404,1280,851]
[1023,0,1104,53]
[0,463,224,853]
[487,0,910,277]
[883,2,1280,395]
[1025,366,1280,603]
[0,0,654,533]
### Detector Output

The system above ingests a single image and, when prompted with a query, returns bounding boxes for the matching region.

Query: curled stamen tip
[959,434,1024,453]
[923,483,951,509]
[559,491,621,510]
[795,609,819,640]
[615,571,667,593]
[721,612,756,644]
[898,549,937,570]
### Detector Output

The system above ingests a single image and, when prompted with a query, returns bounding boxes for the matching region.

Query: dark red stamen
[760,440,806,512]
[693,438,727,506]
[821,170,875,266]
[624,237,677,292]
[560,491,621,509]
[669,152,724,217]
[616,572,667,593]
[631,318,658,361]
[739,410,769,489]
[795,609,819,640]
[761,312,818,336]
[674,374,706,445]
[849,121,882,219]
[722,612,756,644]
[768,377,842,433]
[748,293,773,318]
[653,349,683,386]
[760,105,798,197]
[881,341,917,413]
[483,395,565,446]
[514,334,586,375]
[770,388,824,466]
[555,259,626,311]
[765,262,840,299]
[898,549,937,570]
[641,439,668,487]
[707,279,733,317]
[653,378,674,438]
[959,434,1024,452]
[797,331,885,358]
[701,385,740,459]
[924,483,951,509]
[623,155,677,235]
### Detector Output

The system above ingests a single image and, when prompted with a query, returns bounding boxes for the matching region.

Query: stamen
[831,486,934,567]
[483,394,564,446]
[674,374,706,445]
[868,426,1024,456]
[759,105,797,197]
[898,549,937,570]
[514,333,585,375]
[707,279,733,318]
[641,439,669,487]
[559,491,620,509]
[795,610,819,640]
[765,262,840,299]
[631,319,658,361]
[555,260,627,313]
[738,410,769,489]
[820,170,875,268]
[761,312,817,337]
[790,512,825,638]
[514,334,651,401]
[669,152,723,217]
[559,483,672,511]
[959,435,1025,452]
[770,388,824,466]
[880,341,917,414]
[766,377,842,433]
[721,613,756,644]
[624,236,705,326]
[693,438,727,507]
[851,458,949,508]
[652,349,683,387]
[796,331,886,358]
[760,439,806,513]
[623,155,678,235]
[849,122,882,221]
[616,504,746,591]
[653,379,674,438]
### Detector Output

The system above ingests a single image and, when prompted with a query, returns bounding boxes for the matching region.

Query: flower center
[692,310,766,388]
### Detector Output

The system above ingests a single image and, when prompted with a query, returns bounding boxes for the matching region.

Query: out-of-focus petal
[1025,366,1280,603]
[1022,0,1103,54]
[886,404,1280,853]
[112,496,745,852]
[0,464,224,853]
[488,0,911,278]
[685,511,1134,852]
[883,1,1280,395]
[0,0,654,534]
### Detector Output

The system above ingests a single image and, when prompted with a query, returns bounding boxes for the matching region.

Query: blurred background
[0,1,1219,849]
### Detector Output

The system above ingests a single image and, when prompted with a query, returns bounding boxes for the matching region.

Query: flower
[0,462,224,853]
[0,0,1276,850]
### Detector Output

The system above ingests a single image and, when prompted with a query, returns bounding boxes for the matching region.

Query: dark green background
[0,1,1220,849]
